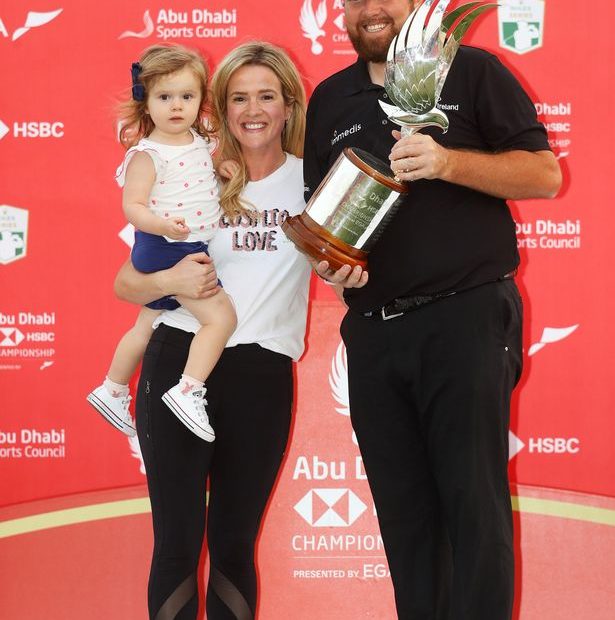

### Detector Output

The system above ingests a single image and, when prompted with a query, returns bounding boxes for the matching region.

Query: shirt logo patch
[331,123,362,146]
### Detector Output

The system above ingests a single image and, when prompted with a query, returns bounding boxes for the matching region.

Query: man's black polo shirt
[304,46,550,312]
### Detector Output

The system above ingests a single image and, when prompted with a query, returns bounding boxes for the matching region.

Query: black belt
[361,270,517,321]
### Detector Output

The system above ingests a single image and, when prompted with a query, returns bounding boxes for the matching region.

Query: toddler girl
[87,44,236,442]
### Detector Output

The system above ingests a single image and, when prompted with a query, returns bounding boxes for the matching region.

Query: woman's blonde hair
[210,42,306,217]
[118,44,210,148]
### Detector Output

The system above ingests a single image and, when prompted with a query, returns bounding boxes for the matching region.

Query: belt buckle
[381,306,404,321]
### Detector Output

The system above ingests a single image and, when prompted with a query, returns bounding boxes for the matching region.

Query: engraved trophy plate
[283,0,496,272]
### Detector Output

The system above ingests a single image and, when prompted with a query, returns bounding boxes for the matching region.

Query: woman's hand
[161,253,220,299]
[114,253,220,305]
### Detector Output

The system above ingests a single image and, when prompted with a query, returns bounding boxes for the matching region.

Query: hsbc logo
[0,120,64,140]
[294,488,367,527]
[0,328,25,346]
[0,9,62,41]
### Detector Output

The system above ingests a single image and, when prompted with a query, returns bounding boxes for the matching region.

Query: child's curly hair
[118,44,210,149]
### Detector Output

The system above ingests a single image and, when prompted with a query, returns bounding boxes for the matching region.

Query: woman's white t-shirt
[153,154,311,361]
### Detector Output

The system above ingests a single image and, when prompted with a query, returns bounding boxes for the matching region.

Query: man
[304,1,561,618]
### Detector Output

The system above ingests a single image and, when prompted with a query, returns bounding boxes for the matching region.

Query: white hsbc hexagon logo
[0,328,25,346]
[294,488,367,527]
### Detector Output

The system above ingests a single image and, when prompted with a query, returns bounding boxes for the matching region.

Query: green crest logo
[0,205,29,265]
[498,0,545,55]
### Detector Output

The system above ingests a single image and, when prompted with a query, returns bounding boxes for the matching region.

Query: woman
[115,42,310,619]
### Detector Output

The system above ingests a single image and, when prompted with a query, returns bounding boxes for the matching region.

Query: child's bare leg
[160,291,236,442]
[87,306,159,437]
[176,290,237,382]
[107,307,161,385]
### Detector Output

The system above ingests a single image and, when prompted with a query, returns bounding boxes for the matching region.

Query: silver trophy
[283,1,496,271]
[380,0,497,137]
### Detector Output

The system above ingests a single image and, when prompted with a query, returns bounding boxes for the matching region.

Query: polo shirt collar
[341,58,384,96]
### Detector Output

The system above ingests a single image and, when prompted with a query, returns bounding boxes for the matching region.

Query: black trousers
[136,325,293,619]
[341,280,522,620]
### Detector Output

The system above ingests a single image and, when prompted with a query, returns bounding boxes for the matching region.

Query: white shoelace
[120,395,133,423]
[191,390,209,424]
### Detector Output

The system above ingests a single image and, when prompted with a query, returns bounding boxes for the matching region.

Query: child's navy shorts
[131,230,220,311]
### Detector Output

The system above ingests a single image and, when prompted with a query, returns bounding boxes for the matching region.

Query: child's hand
[162,217,190,241]
[217,159,241,180]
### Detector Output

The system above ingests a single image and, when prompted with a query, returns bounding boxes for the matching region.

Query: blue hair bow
[131,62,145,101]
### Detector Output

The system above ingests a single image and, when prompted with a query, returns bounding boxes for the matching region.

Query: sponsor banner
[118,7,239,42]
[516,218,581,250]
[0,311,56,371]
[0,428,66,460]
[0,1,614,616]
[535,100,573,159]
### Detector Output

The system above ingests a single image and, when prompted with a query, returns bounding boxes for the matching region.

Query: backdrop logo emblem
[294,488,367,526]
[0,9,62,41]
[119,9,154,40]
[0,205,28,265]
[498,0,544,54]
[329,341,358,445]
[529,325,579,356]
[0,328,25,347]
[300,0,327,55]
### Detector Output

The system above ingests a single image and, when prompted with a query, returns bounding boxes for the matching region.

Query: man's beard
[347,21,400,63]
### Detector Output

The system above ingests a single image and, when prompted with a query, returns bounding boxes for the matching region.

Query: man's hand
[161,217,190,241]
[389,130,449,182]
[160,252,220,299]
[310,259,368,288]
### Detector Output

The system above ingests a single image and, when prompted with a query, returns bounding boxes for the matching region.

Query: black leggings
[136,324,293,619]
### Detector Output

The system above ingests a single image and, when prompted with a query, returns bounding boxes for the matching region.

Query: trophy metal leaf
[380,0,498,136]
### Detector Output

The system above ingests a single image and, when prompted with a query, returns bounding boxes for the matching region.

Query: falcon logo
[294,488,367,527]
[0,328,25,347]
[128,435,146,474]
[300,0,327,55]
[529,325,579,356]
[329,341,358,445]
[118,9,155,40]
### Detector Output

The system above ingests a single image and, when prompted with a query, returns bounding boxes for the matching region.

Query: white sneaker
[86,385,136,437]
[162,384,215,442]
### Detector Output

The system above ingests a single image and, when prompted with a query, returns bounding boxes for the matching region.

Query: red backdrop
[1,1,614,618]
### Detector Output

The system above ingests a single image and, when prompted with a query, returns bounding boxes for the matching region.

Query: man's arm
[389,132,562,200]
[114,253,220,305]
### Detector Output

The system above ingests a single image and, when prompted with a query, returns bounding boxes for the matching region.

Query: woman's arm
[114,253,220,305]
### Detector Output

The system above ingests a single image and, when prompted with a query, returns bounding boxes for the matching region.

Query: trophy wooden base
[282,212,368,272]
